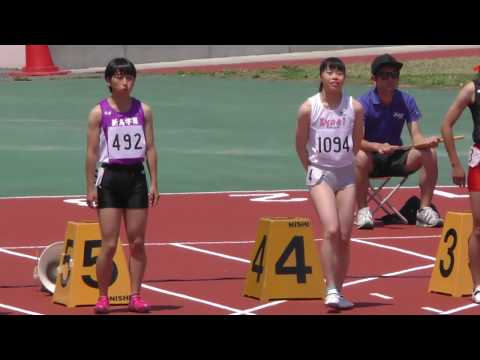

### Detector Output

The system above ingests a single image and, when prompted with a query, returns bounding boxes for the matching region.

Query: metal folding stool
[367,176,409,224]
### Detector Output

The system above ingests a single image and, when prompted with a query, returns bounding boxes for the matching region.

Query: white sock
[327,287,339,295]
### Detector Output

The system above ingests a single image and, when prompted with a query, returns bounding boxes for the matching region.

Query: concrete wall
[0,45,25,68]
[49,45,124,70]
[48,45,381,69]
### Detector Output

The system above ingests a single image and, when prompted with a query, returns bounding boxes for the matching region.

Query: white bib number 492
[107,125,146,159]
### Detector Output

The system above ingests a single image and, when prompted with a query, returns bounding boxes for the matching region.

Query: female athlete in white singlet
[296,57,364,310]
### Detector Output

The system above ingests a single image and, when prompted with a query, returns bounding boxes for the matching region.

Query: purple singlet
[98,97,146,165]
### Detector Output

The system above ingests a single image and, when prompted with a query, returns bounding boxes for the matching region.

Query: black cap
[371,54,403,75]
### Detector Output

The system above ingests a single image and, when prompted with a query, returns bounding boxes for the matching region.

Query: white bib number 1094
[317,136,350,153]
[107,125,146,159]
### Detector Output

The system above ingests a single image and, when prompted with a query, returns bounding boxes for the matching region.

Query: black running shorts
[369,149,414,178]
[97,163,148,209]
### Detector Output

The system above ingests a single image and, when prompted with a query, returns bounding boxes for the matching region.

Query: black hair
[104,57,137,93]
[318,57,346,92]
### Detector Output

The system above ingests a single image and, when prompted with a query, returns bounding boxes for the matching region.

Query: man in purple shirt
[355,54,443,229]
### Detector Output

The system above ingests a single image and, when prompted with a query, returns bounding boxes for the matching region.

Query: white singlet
[306,92,355,168]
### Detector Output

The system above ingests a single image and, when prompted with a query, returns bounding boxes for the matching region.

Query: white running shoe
[472,288,480,304]
[416,207,443,228]
[325,289,354,310]
[356,207,374,230]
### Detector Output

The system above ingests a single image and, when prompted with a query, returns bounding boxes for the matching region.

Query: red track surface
[1,186,478,315]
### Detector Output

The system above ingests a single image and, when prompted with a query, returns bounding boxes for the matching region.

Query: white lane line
[0,195,86,200]
[167,237,436,315]
[370,293,394,300]
[0,185,462,200]
[231,264,434,315]
[170,243,250,264]
[351,238,436,261]
[330,265,433,290]
[1,240,257,250]
[170,242,431,314]
[0,247,39,260]
[149,240,255,246]
[0,189,306,200]
[353,235,439,241]
[0,247,254,315]
[434,190,469,199]
[1,246,48,250]
[440,303,479,315]
[343,277,379,286]
[141,284,254,314]
[0,233,441,315]
[422,306,443,314]
[231,301,286,315]
[382,264,434,277]
[228,193,308,202]
[2,235,438,250]
[0,303,43,315]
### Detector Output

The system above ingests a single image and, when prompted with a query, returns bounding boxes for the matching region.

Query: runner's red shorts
[468,165,480,191]
[467,144,480,192]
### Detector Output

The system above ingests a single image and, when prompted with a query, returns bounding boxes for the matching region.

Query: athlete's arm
[407,120,440,149]
[441,81,475,187]
[360,138,399,155]
[143,103,159,206]
[295,100,311,171]
[352,99,364,156]
[85,105,101,208]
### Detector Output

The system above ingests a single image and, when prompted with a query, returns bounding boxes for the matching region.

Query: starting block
[428,211,473,297]
[52,221,131,307]
[244,217,326,302]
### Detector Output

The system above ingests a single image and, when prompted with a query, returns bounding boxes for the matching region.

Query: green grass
[175,57,480,88]
[4,56,479,88]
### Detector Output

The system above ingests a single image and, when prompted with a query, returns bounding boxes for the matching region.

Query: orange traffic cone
[9,45,70,77]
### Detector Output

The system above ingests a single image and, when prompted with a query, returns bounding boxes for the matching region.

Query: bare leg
[335,184,356,289]
[405,148,438,208]
[124,208,148,295]
[355,150,373,209]
[469,192,480,289]
[310,183,341,290]
[96,208,123,297]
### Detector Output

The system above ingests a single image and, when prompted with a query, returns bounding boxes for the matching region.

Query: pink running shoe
[94,296,110,314]
[128,294,151,313]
